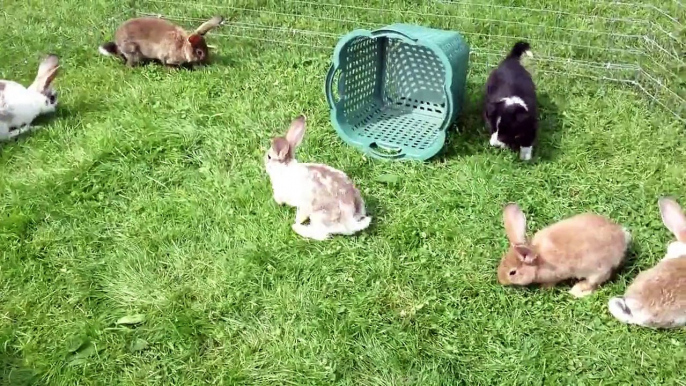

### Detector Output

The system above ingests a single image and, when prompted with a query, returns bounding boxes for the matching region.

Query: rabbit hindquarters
[292,199,371,241]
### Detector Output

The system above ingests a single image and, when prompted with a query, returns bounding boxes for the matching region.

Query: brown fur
[307,164,362,223]
[104,16,223,67]
[621,257,686,327]
[497,203,629,296]
[609,197,686,328]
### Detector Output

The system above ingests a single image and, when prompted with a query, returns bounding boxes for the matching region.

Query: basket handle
[371,29,418,43]
[325,65,343,108]
[367,142,406,160]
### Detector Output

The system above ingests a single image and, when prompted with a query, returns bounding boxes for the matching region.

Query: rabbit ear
[286,115,306,148]
[30,55,59,93]
[503,203,527,245]
[514,244,537,264]
[659,197,686,242]
[43,67,59,90]
[271,137,290,160]
[194,16,224,35]
[187,33,203,47]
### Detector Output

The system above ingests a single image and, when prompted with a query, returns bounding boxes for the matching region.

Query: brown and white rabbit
[0,54,59,140]
[99,16,224,67]
[265,115,371,241]
[608,197,686,328]
[497,203,631,297]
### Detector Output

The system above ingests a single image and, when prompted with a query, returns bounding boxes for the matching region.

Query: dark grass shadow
[0,346,39,386]
[206,53,238,68]
[434,83,491,161]
[609,243,644,283]
[358,194,384,236]
[106,57,232,71]
[533,92,563,162]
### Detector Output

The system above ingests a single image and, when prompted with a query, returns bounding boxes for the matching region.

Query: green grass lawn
[1,0,685,384]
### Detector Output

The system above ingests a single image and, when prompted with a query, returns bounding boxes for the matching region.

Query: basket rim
[327,25,458,133]
[325,24,465,160]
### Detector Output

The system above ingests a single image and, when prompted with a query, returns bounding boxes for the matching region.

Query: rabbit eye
[196,49,204,57]
[509,269,517,276]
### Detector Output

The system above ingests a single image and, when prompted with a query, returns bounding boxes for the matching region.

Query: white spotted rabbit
[608,197,686,328]
[265,115,371,240]
[0,54,59,140]
[497,203,631,297]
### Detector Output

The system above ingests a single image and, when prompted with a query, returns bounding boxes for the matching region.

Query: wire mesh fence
[130,0,685,123]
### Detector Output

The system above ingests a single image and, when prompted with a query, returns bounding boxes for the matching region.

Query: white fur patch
[524,50,533,58]
[519,146,532,161]
[292,223,330,241]
[500,96,528,111]
[98,46,112,56]
[665,241,686,260]
[489,131,506,148]
[608,297,635,324]
[623,228,632,245]
[0,80,50,140]
[608,297,655,326]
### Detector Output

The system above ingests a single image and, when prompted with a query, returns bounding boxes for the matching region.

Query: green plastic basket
[325,24,470,161]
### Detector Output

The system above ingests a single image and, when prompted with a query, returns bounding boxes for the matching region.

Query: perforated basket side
[327,36,384,129]
[326,25,469,161]
[383,39,448,118]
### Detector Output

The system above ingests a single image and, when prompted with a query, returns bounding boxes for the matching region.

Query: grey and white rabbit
[0,54,60,140]
[608,197,686,328]
[265,115,371,240]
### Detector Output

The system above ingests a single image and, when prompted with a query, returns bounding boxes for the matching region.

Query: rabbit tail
[98,42,119,57]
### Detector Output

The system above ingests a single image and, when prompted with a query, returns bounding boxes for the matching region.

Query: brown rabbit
[497,203,630,297]
[99,16,224,67]
[608,197,686,328]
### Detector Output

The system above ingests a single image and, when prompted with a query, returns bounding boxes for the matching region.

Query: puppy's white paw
[490,132,507,148]
[520,146,533,161]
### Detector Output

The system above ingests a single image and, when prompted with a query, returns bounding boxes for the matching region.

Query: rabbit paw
[292,224,330,241]
[569,281,595,298]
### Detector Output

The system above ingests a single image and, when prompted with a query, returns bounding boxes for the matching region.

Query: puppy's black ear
[486,102,497,118]
[486,100,505,118]
[513,106,530,123]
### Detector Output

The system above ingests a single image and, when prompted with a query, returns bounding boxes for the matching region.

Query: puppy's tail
[98,42,119,57]
[507,41,533,60]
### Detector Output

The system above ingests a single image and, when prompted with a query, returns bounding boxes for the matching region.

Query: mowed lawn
[1,0,685,384]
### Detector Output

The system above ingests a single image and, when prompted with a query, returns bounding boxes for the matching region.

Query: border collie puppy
[483,41,537,161]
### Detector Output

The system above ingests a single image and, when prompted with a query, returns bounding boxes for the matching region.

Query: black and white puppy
[483,41,537,161]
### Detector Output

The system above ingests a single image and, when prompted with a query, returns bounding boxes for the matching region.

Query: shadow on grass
[609,243,643,284]
[360,194,384,236]
[208,53,239,68]
[534,92,563,162]
[435,86,563,163]
[0,345,39,386]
